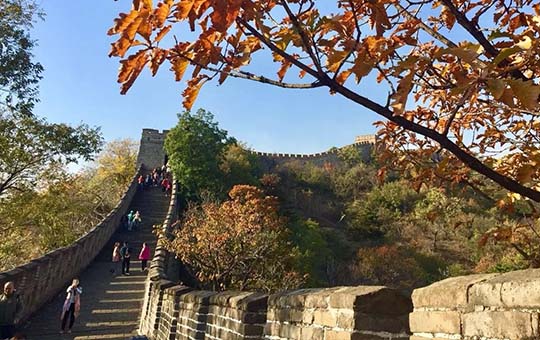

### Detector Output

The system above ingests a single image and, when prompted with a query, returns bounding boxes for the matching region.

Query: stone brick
[242,311,267,324]
[313,309,337,327]
[242,323,264,336]
[325,329,353,340]
[329,286,412,316]
[409,310,461,334]
[469,268,540,308]
[269,288,319,308]
[463,311,539,339]
[300,327,324,340]
[279,324,302,339]
[236,292,268,311]
[412,273,497,309]
[354,313,409,333]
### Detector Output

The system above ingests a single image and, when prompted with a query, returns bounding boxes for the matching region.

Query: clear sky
[31,1,381,154]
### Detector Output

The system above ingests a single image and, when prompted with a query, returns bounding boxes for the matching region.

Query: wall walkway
[0,166,172,339]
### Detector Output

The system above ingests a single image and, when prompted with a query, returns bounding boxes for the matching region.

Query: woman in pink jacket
[139,242,151,271]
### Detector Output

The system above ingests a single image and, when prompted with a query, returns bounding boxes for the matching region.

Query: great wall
[2,129,539,339]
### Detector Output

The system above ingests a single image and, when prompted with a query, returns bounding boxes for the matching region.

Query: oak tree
[109,0,540,203]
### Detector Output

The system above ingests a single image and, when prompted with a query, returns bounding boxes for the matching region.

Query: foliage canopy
[0,110,103,198]
[0,0,43,114]
[164,185,303,291]
[109,0,540,202]
[164,109,233,196]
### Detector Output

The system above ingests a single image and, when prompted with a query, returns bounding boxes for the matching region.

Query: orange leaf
[174,0,195,20]
[508,79,540,110]
[108,10,139,35]
[277,60,292,82]
[336,69,352,85]
[150,48,168,76]
[154,1,171,27]
[155,25,172,43]
[171,57,190,81]
[118,50,149,94]
[182,76,206,110]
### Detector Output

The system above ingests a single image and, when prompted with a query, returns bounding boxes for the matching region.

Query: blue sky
[31,1,381,154]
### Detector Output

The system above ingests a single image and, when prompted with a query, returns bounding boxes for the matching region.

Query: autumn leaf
[277,59,292,82]
[508,79,540,109]
[150,48,168,76]
[391,70,415,115]
[170,56,190,81]
[486,79,505,99]
[182,76,206,110]
[154,1,171,27]
[440,5,456,30]
[154,25,172,43]
[516,164,536,184]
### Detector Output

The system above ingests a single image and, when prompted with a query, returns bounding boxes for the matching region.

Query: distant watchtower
[136,129,168,170]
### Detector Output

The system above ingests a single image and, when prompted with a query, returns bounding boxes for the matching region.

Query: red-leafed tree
[163,185,303,291]
[108,0,540,204]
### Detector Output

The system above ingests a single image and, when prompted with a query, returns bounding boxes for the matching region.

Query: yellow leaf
[391,70,415,115]
[326,50,348,73]
[516,36,532,50]
[108,10,139,35]
[336,70,352,85]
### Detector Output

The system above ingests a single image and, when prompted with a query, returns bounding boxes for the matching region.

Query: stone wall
[137,128,169,170]
[138,171,412,340]
[410,269,540,340]
[136,128,376,173]
[0,165,142,323]
[251,136,376,171]
[141,280,412,340]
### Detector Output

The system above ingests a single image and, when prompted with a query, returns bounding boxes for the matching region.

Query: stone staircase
[22,184,170,340]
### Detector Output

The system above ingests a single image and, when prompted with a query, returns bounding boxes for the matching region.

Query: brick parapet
[0,164,143,324]
[410,268,540,340]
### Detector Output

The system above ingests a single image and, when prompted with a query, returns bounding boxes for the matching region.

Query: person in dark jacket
[0,282,22,339]
[120,242,131,275]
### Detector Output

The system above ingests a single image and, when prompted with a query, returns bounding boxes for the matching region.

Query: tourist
[161,177,170,194]
[139,242,151,271]
[137,175,144,191]
[120,242,131,276]
[0,282,22,339]
[60,279,82,334]
[127,210,135,231]
[133,211,142,231]
[111,242,121,275]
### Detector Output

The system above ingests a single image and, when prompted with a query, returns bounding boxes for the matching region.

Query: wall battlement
[137,129,169,169]
[137,129,377,171]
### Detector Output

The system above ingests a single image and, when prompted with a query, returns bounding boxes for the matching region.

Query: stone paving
[22,185,170,340]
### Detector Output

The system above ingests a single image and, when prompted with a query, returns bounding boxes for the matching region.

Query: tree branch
[438,0,528,81]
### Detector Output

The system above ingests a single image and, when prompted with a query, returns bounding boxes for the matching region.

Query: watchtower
[136,129,168,170]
